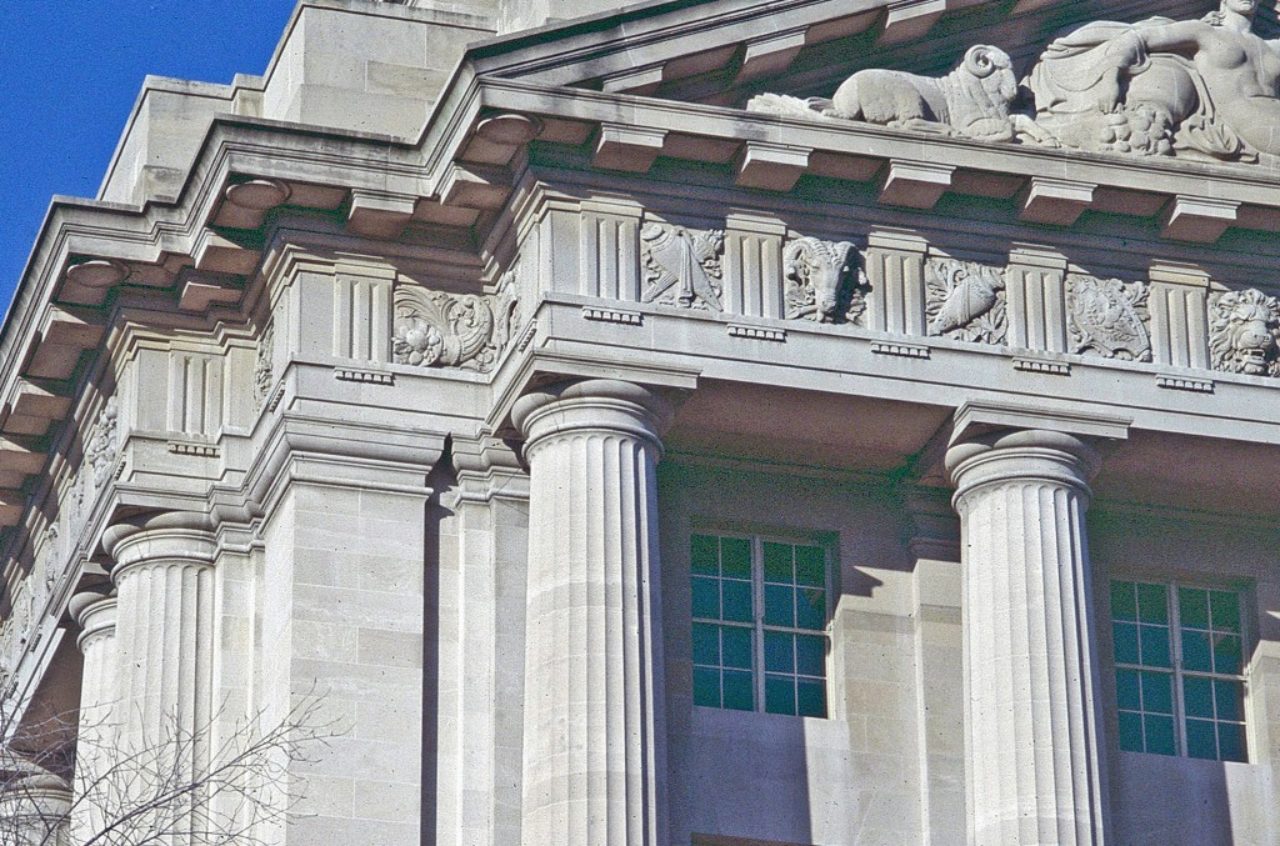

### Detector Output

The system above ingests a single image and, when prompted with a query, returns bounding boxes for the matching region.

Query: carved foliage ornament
[784,237,868,325]
[1066,275,1152,361]
[1209,288,1280,377]
[749,2,1280,165]
[925,258,1007,345]
[85,397,119,487]
[254,323,274,408]
[640,223,725,311]
[393,280,521,372]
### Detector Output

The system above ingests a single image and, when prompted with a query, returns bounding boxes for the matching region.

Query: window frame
[1109,577,1250,763]
[689,529,834,718]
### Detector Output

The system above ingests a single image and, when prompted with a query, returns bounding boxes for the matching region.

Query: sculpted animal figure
[783,237,861,323]
[1209,289,1280,376]
[827,45,1056,144]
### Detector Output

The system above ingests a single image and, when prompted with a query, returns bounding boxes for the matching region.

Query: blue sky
[0,0,297,318]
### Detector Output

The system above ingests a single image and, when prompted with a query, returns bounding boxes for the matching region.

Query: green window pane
[720,537,752,579]
[721,626,752,670]
[797,679,826,718]
[765,674,795,715]
[1144,714,1176,756]
[692,576,719,619]
[1186,718,1217,760]
[1183,676,1214,719]
[1111,581,1137,622]
[764,631,794,673]
[765,584,795,627]
[1210,591,1241,632]
[1213,634,1242,676]
[1118,711,1144,752]
[692,623,720,666]
[1139,624,1171,669]
[1182,630,1212,673]
[1215,680,1243,722]
[693,667,720,707]
[691,534,719,575]
[1218,722,1246,763]
[722,670,754,711]
[1113,622,1139,664]
[1137,583,1169,624]
[796,635,825,677]
[763,542,792,583]
[1115,669,1141,711]
[722,580,753,623]
[1178,587,1210,629]
[795,546,825,587]
[1141,671,1173,715]
[796,587,826,630]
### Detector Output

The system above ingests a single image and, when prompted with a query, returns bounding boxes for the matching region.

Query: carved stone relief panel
[85,397,119,487]
[640,223,725,311]
[925,258,1007,345]
[783,237,868,325]
[254,323,274,409]
[1208,288,1280,377]
[1065,275,1152,362]
[392,282,516,372]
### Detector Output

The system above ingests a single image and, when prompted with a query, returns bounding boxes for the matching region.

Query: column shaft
[948,430,1110,846]
[69,592,118,842]
[104,513,217,844]
[513,380,670,846]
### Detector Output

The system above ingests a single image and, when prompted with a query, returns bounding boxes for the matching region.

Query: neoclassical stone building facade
[2,0,1280,843]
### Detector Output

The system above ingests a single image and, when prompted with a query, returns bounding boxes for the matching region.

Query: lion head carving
[1208,288,1280,376]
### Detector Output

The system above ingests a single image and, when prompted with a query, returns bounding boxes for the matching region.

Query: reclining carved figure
[750,45,1056,145]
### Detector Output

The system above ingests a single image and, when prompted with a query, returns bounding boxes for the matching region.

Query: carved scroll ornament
[1209,288,1280,377]
[1066,275,1151,361]
[925,258,1007,345]
[393,288,500,371]
[640,223,725,311]
[784,237,867,324]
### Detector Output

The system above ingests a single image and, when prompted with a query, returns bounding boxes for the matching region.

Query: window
[690,532,829,717]
[1111,580,1247,762]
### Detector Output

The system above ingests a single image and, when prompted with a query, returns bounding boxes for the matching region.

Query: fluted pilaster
[512,379,672,846]
[946,430,1111,846]
[69,588,118,841]
[103,512,216,844]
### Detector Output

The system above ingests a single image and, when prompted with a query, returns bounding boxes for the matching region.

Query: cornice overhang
[3,0,1279,555]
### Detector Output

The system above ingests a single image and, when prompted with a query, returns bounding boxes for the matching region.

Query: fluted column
[511,379,672,846]
[946,430,1111,846]
[0,767,73,846]
[68,588,118,841]
[103,512,216,843]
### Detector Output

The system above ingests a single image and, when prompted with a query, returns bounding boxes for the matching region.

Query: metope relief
[640,223,724,311]
[392,285,515,372]
[254,323,274,408]
[1208,288,1280,377]
[84,397,119,487]
[1066,275,1151,361]
[783,237,868,325]
[925,258,1007,345]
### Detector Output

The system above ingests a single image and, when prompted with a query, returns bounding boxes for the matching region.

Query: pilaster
[511,379,673,846]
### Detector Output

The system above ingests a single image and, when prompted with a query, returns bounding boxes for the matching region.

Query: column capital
[69,588,117,652]
[946,428,1100,506]
[103,511,216,584]
[511,379,674,458]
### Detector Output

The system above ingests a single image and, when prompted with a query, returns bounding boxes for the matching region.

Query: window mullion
[1170,584,1187,757]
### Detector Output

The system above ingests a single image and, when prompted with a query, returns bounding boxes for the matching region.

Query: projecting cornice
[2,0,1280,547]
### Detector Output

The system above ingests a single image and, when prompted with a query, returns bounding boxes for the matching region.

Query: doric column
[68,588,118,841]
[103,512,216,842]
[946,429,1111,846]
[0,767,73,846]
[511,379,672,846]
